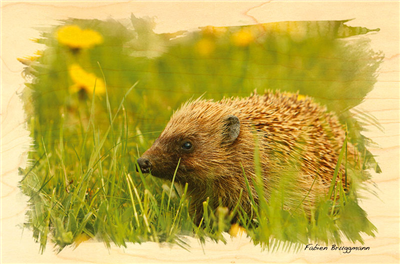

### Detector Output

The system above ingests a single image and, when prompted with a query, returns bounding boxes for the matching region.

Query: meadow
[19,16,382,252]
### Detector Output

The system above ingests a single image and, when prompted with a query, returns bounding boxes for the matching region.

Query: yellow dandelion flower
[297,94,306,101]
[57,25,103,50]
[232,28,254,47]
[229,223,247,238]
[195,38,215,57]
[68,64,105,95]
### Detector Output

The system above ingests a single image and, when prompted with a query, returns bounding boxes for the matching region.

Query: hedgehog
[137,91,360,223]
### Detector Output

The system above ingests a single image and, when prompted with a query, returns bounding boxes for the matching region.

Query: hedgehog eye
[181,141,193,152]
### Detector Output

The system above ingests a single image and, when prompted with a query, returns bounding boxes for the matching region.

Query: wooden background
[1,1,399,263]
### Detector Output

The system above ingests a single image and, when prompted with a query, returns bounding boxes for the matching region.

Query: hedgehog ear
[222,115,240,144]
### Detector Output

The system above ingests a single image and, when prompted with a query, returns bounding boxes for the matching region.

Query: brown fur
[138,91,360,222]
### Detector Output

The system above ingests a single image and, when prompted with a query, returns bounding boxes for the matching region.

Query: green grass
[19,16,382,253]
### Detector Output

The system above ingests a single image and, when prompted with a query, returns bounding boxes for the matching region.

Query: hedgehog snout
[137,156,152,174]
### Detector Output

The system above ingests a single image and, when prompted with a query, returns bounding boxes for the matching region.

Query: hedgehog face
[137,133,200,181]
[137,107,241,184]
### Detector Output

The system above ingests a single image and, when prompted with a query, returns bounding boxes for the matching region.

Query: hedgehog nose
[137,157,152,173]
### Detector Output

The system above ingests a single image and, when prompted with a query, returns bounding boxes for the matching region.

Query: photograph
[1,1,399,263]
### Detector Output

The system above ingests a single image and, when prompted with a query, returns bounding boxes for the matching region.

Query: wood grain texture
[1,1,399,263]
